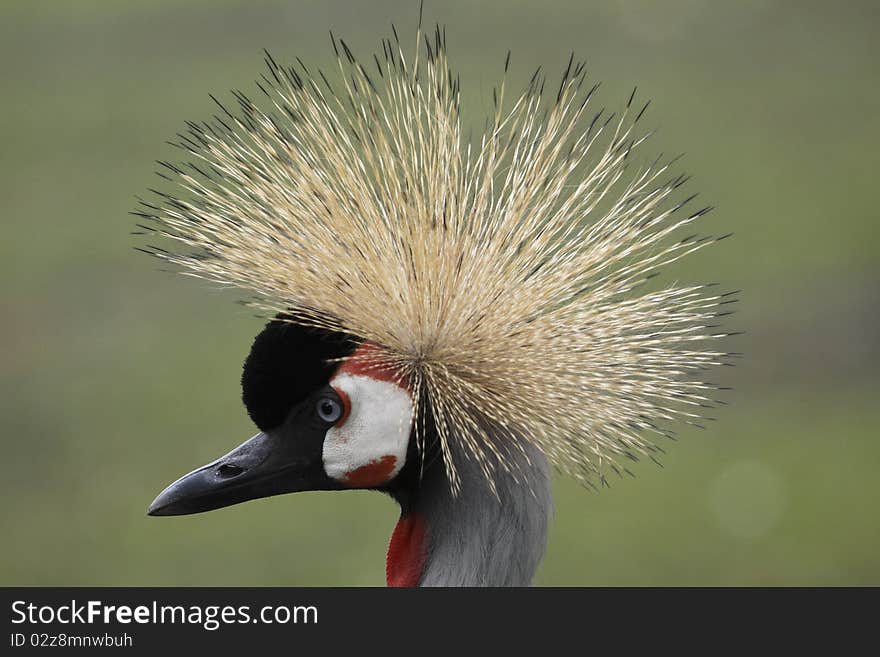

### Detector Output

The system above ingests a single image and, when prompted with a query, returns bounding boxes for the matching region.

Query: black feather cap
[241,314,357,431]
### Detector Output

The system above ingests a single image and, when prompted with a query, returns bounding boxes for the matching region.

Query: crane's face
[321,368,413,487]
[148,320,414,516]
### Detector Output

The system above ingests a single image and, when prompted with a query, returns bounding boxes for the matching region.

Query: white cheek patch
[322,373,413,487]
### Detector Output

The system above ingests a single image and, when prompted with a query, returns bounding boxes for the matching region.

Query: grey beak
[148,429,336,516]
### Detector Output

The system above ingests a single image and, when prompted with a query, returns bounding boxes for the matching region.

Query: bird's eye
[316,396,343,423]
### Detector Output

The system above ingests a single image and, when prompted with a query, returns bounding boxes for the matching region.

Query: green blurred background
[1,0,877,586]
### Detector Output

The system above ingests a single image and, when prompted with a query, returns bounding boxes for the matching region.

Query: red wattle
[386,513,427,587]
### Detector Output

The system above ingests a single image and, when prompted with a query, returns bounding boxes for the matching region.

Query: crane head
[147,315,416,516]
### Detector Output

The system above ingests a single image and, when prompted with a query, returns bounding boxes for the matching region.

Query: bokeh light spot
[708,460,786,541]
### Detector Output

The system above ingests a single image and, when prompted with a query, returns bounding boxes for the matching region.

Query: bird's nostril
[216,463,244,478]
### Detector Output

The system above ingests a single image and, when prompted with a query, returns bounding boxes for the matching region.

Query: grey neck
[414,442,553,587]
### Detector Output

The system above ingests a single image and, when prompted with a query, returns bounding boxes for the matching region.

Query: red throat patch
[386,513,427,587]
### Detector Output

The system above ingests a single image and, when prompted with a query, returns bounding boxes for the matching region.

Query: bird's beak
[148,430,335,516]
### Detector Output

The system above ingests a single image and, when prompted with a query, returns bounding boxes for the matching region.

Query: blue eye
[317,397,343,423]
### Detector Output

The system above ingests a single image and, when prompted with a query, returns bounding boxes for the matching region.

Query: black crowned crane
[141,25,734,586]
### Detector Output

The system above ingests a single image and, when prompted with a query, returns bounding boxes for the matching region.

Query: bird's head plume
[136,23,736,495]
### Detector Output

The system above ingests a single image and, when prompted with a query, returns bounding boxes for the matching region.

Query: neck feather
[387,442,552,587]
